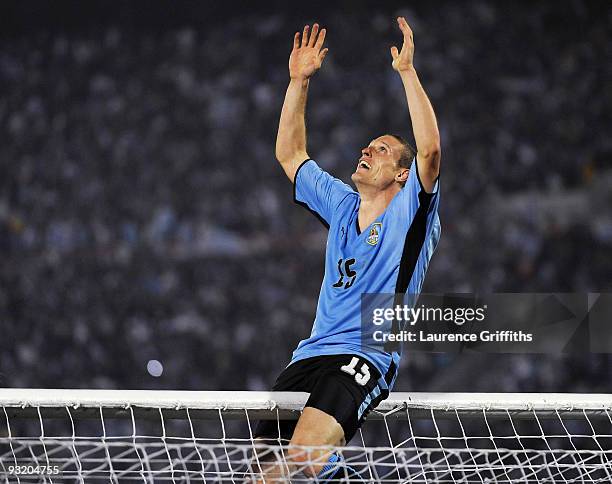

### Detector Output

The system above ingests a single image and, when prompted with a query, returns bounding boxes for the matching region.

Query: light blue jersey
[291,158,441,391]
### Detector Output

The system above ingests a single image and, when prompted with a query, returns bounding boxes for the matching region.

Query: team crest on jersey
[366,223,382,246]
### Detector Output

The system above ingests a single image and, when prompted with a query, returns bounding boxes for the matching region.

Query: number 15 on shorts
[340,357,370,385]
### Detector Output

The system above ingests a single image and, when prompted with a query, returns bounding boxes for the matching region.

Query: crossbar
[0,389,610,420]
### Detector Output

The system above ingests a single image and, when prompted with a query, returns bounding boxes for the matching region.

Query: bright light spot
[147,359,163,377]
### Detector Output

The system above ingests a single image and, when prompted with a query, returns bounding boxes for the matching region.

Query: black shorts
[255,354,393,444]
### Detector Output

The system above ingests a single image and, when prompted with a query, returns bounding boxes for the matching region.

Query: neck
[356,183,401,230]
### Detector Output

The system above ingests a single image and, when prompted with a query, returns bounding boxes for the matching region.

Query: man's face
[351,135,406,189]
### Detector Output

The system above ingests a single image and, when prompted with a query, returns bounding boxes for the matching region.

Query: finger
[309,23,319,47]
[318,47,329,63]
[390,46,399,59]
[293,32,300,50]
[302,25,310,47]
[397,16,413,37]
[314,28,326,51]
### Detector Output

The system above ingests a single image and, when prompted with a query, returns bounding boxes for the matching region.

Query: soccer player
[254,17,441,482]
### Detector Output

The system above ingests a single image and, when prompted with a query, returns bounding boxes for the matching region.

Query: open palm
[289,24,328,80]
[390,17,414,72]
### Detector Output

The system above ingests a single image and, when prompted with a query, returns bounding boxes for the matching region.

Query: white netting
[1,390,611,483]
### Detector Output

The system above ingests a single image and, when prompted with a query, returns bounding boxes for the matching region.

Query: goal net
[1,389,611,483]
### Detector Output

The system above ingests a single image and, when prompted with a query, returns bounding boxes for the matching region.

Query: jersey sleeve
[293,159,355,227]
[390,157,440,221]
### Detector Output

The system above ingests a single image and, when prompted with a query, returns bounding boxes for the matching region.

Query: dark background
[1,0,611,392]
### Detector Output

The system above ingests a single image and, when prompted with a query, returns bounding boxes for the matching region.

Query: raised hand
[390,17,414,72]
[289,24,329,80]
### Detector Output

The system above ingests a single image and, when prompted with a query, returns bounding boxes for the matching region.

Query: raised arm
[276,24,328,183]
[391,17,441,193]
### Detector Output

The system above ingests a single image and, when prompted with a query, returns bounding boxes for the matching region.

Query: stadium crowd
[1,2,611,393]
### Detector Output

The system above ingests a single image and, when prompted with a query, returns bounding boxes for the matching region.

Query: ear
[396,168,409,184]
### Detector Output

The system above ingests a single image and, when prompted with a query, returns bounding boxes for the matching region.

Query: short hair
[387,134,416,186]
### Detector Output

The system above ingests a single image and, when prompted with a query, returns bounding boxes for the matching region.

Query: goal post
[2,389,611,418]
[1,390,611,482]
